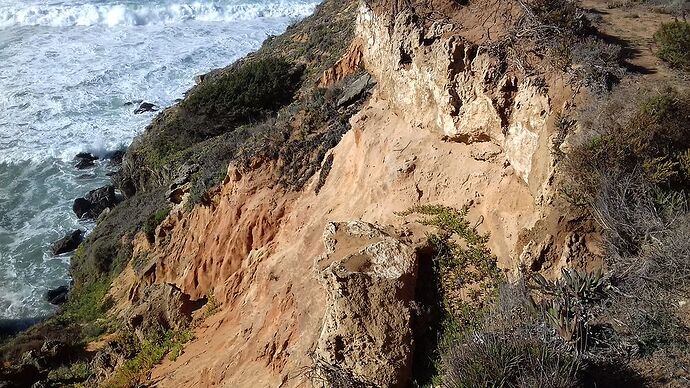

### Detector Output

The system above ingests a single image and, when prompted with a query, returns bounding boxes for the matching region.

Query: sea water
[0,0,318,319]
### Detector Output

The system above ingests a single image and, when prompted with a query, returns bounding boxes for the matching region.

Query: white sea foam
[0,0,319,318]
[0,1,317,28]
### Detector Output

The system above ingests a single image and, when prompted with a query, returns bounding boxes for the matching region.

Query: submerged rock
[133,102,158,114]
[313,221,417,387]
[73,185,118,219]
[123,99,143,107]
[51,229,83,255]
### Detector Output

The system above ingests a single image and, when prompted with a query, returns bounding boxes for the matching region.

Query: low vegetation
[144,207,171,243]
[60,277,113,324]
[400,205,584,387]
[400,205,507,385]
[103,330,194,388]
[441,284,580,388]
[561,86,690,383]
[410,89,690,383]
[180,58,302,130]
[654,20,690,70]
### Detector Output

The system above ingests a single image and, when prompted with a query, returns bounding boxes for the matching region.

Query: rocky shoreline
[42,150,126,308]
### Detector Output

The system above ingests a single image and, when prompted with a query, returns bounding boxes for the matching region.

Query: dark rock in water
[337,73,377,107]
[75,158,95,169]
[44,286,69,306]
[72,198,92,219]
[75,152,97,161]
[74,152,98,169]
[73,185,118,219]
[133,102,158,114]
[51,230,83,255]
[124,99,143,106]
[86,185,117,217]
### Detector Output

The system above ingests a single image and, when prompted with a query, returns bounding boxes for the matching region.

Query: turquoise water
[0,0,318,318]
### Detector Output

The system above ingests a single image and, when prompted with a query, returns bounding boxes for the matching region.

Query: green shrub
[104,329,194,388]
[566,89,690,207]
[400,205,503,320]
[144,207,170,243]
[47,361,93,386]
[61,278,113,324]
[654,21,690,69]
[402,205,505,384]
[202,290,220,319]
[180,57,303,135]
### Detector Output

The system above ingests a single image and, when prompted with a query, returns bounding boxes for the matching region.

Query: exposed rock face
[313,221,417,387]
[356,1,556,189]
[126,283,204,341]
[167,163,200,204]
[51,229,83,255]
[337,73,377,107]
[93,338,139,381]
[99,2,584,386]
[319,40,364,86]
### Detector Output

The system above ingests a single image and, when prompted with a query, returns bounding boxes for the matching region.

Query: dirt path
[581,0,677,82]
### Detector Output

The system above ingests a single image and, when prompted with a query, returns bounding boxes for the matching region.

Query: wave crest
[0,1,318,28]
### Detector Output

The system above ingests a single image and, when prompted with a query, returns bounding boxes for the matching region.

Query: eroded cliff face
[107,1,587,386]
[357,1,560,194]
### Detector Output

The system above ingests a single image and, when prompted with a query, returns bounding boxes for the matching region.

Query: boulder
[133,102,158,114]
[93,338,138,381]
[127,283,205,341]
[106,150,125,165]
[43,286,69,305]
[312,221,417,388]
[74,152,98,170]
[167,163,200,204]
[337,73,376,107]
[73,185,117,219]
[51,230,83,255]
[72,198,92,219]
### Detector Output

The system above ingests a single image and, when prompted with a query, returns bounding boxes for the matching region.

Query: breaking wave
[0,1,318,28]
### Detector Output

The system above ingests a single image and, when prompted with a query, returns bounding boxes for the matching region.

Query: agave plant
[530,268,607,343]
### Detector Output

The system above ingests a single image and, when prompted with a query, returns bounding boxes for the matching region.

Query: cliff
[3,1,690,387]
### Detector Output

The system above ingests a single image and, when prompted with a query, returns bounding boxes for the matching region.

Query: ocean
[0,0,318,319]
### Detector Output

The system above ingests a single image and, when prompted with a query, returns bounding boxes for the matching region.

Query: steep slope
[4,0,687,387]
[132,1,584,386]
